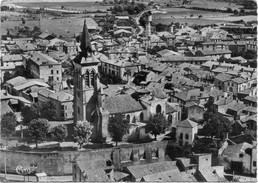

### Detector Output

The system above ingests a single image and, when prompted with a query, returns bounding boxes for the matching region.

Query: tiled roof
[166,103,177,114]
[208,88,224,98]
[227,102,246,112]
[177,118,198,128]
[244,96,257,103]
[2,54,23,62]
[14,80,49,91]
[201,61,219,68]
[29,52,60,66]
[197,49,231,56]
[126,161,177,179]
[198,166,227,182]
[6,76,26,86]
[231,77,247,84]
[241,114,257,123]
[142,169,196,182]
[103,94,143,114]
[223,142,253,155]
[174,89,200,102]
[214,96,234,106]
[211,67,228,73]
[215,73,232,82]
[49,91,73,102]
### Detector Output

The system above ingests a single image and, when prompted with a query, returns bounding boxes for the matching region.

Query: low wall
[0,141,168,176]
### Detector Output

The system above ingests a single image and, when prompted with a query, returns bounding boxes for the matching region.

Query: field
[155,8,232,18]
[184,0,243,11]
[152,17,227,26]
[206,15,257,22]
[12,1,111,11]
[1,17,99,38]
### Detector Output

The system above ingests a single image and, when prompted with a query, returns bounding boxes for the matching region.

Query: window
[126,114,130,122]
[156,104,162,114]
[185,134,189,140]
[56,70,59,74]
[65,113,67,118]
[51,70,54,74]
[239,154,243,158]
[168,114,172,123]
[78,107,80,115]
[90,70,95,87]
[57,77,59,81]
[180,133,183,139]
[253,161,256,167]
[85,70,90,87]
[140,112,144,121]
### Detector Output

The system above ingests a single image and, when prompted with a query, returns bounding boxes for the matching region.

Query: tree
[39,101,57,121]
[21,18,25,25]
[21,104,40,126]
[233,9,238,15]
[28,118,49,148]
[1,112,17,146]
[73,120,93,148]
[108,113,130,146]
[51,125,68,143]
[202,112,232,139]
[227,8,233,13]
[146,113,168,140]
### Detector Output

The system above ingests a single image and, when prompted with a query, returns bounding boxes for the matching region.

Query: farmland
[1,17,99,38]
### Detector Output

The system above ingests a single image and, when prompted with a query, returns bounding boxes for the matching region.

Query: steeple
[80,19,92,57]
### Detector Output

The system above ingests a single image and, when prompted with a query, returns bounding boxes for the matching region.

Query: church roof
[103,94,143,114]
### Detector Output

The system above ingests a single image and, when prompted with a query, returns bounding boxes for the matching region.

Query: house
[5,44,21,54]
[72,160,112,182]
[184,102,204,122]
[97,52,140,82]
[63,42,78,54]
[195,49,232,60]
[227,41,246,55]
[48,91,74,121]
[1,90,31,117]
[214,73,232,91]
[26,52,62,83]
[1,54,23,67]
[240,114,257,131]
[196,166,227,182]
[158,55,211,66]
[16,42,37,53]
[175,157,198,172]
[141,169,196,182]
[243,96,257,107]
[221,142,255,174]
[226,77,248,96]
[166,102,181,132]
[124,161,178,181]
[176,118,198,146]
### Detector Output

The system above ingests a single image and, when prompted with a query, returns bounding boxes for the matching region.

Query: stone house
[26,52,62,83]
[176,118,198,146]
[221,142,255,174]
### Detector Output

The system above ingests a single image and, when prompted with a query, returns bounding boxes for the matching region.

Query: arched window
[91,70,95,87]
[156,104,162,114]
[140,112,144,121]
[85,70,90,87]
[168,114,172,123]
[126,114,130,122]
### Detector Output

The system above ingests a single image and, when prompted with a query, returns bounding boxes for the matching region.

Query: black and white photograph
[0,0,257,182]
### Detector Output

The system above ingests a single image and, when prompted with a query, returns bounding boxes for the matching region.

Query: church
[73,20,181,143]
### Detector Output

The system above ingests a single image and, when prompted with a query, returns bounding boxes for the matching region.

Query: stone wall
[0,141,168,176]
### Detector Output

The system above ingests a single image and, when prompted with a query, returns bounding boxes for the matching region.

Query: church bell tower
[73,20,101,129]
